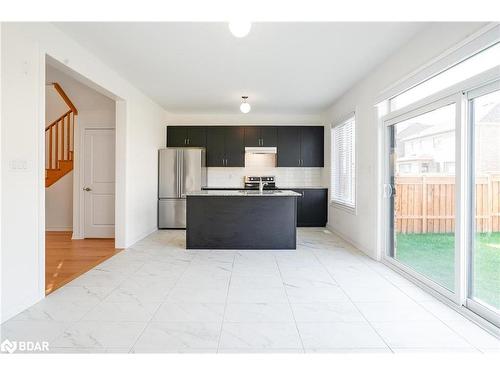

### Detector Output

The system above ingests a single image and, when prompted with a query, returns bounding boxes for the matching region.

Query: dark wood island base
[186,193,299,250]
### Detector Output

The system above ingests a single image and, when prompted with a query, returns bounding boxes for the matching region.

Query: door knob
[83,187,92,191]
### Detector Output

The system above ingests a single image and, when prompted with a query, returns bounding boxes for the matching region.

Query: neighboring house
[396,102,500,175]
[475,102,500,173]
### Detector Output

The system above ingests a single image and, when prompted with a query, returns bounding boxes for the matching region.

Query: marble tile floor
[1,228,498,353]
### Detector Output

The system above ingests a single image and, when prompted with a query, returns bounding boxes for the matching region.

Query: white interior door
[83,128,115,238]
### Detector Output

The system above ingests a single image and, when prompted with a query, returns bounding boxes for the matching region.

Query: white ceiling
[54,22,426,115]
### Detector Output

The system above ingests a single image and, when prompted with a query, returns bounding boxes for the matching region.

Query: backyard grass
[396,232,500,310]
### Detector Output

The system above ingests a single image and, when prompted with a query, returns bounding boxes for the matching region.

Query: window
[390,42,500,111]
[331,116,356,209]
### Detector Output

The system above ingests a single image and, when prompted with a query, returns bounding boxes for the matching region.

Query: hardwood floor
[45,231,121,295]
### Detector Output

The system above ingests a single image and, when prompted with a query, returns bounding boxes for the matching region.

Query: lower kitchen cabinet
[292,188,328,227]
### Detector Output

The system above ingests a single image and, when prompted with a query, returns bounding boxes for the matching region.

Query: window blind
[331,117,356,208]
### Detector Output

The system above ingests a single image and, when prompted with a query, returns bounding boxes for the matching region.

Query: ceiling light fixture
[228,21,251,38]
[240,96,251,114]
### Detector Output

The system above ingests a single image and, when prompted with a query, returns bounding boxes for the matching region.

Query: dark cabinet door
[277,127,301,167]
[244,127,261,147]
[186,126,206,147]
[167,126,187,147]
[291,190,304,225]
[299,189,328,227]
[300,126,324,167]
[206,127,226,167]
[261,127,277,147]
[225,127,245,167]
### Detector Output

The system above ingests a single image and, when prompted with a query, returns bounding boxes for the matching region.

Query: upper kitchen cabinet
[244,126,277,147]
[166,126,186,147]
[277,127,301,167]
[277,126,324,167]
[206,126,244,167]
[166,126,206,147]
[300,126,324,167]
[224,127,245,167]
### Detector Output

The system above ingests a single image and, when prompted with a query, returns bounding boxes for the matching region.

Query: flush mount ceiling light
[240,96,251,114]
[228,21,251,38]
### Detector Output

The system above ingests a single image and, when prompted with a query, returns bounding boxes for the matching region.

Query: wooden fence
[395,174,500,234]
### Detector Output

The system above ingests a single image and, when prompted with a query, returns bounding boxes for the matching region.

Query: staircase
[45,83,78,187]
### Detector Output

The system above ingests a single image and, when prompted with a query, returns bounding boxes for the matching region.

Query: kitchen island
[185,190,301,249]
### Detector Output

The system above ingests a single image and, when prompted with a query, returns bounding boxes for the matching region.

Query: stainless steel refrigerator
[158,148,207,229]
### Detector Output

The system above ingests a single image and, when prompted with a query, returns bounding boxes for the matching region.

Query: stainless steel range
[244,176,277,190]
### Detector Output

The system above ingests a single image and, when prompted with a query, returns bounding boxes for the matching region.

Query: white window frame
[382,93,463,305]
[465,79,500,327]
[330,113,356,213]
[378,23,500,105]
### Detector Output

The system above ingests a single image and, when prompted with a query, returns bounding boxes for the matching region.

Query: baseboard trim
[326,224,377,260]
[46,226,72,232]
[125,226,157,249]
[1,292,43,324]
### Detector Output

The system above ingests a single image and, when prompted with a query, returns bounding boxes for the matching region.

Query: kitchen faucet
[259,179,269,193]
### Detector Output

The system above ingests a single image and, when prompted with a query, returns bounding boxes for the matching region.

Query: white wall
[1,22,165,322]
[322,22,488,259]
[45,172,73,230]
[45,86,67,124]
[166,112,322,125]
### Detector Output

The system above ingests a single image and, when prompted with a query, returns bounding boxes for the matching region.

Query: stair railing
[45,83,78,171]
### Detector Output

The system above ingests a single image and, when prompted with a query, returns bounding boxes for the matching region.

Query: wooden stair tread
[45,159,74,187]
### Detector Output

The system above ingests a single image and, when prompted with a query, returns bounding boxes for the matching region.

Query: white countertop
[185,190,301,197]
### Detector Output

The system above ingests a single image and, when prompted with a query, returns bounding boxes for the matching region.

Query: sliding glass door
[384,80,500,327]
[467,81,500,324]
[386,98,459,298]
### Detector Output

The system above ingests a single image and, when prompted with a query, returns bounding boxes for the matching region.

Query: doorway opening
[44,61,119,294]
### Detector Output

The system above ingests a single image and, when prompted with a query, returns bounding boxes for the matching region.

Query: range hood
[245,147,277,154]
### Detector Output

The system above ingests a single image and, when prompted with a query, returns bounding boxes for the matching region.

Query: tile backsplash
[207,167,324,188]
[206,151,325,188]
